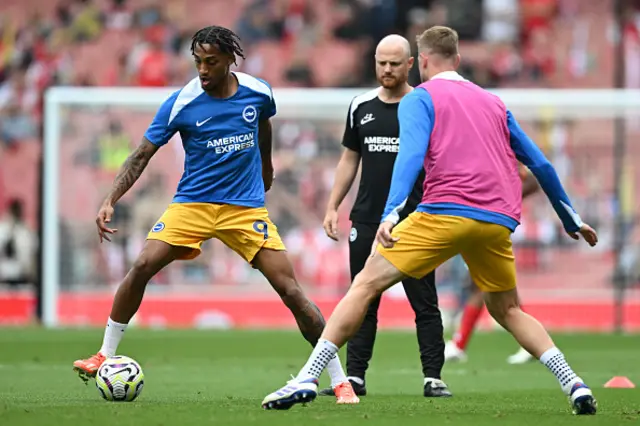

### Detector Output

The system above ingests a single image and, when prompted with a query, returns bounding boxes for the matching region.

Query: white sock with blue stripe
[540,347,580,394]
[295,339,338,383]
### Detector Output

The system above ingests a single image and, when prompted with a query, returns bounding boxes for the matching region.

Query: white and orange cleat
[73,352,106,383]
[334,381,360,404]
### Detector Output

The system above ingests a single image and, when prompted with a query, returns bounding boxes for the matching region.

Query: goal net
[42,87,640,331]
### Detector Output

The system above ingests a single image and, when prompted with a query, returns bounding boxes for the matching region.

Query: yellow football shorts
[146,203,286,263]
[378,213,516,292]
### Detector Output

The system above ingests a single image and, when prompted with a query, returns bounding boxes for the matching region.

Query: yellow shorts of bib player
[378,212,516,292]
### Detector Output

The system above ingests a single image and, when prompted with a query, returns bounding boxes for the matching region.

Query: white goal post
[42,86,640,328]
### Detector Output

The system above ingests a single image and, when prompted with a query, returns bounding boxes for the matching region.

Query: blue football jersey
[144,72,276,207]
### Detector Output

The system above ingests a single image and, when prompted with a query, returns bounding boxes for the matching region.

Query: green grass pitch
[1,329,638,425]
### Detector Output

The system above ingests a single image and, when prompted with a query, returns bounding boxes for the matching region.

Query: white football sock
[539,347,580,394]
[347,376,364,386]
[99,318,128,357]
[326,354,348,388]
[295,339,338,382]
[424,377,443,386]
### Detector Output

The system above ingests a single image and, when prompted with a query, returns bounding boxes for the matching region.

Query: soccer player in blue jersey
[73,26,358,404]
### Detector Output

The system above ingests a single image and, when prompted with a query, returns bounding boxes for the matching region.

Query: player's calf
[253,248,356,403]
[72,241,186,384]
[484,290,596,415]
[253,248,325,345]
[110,241,186,323]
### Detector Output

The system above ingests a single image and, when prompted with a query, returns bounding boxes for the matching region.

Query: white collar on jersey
[430,71,467,82]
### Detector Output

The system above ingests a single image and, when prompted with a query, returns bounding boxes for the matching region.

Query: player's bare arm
[520,167,540,198]
[96,138,159,243]
[323,148,361,241]
[258,118,274,192]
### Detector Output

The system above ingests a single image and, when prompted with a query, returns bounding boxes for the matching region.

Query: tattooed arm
[96,138,159,242]
[105,138,158,204]
[259,118,274,192]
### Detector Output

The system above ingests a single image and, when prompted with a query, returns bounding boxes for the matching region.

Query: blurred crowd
[1,0,639,149]
[1,0,640,293]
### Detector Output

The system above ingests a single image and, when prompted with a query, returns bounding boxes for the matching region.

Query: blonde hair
[416,26,459,58]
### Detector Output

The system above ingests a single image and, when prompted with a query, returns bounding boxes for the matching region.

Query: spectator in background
[74,117,131,175]
[102,52,129,86]
[520,0,557,80]
[446,0,483,40]
[281,0,317,44]
[236,1,283,44]
[56,2,74,28]
[366,0,398,43]
[482,0,519,43]
[285,46,316,87]
[0,17,16,77]
[333,0,371,41]
[0,199,35,287]
[0,67,38,119]
[520,0,558,37]
[68,0,104,43]
[127,28,170,86]
[489,42,523,84]
[97,119,131,173]
[0,101,37,148]
[133,0,162,28]
[106,0,133,31]
[405,8,430,86]
[523,25,555,80]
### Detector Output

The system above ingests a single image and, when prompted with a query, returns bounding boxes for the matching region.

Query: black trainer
[424,379,453,397]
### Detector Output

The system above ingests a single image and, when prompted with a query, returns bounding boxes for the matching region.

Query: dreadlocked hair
[190,26,245,65]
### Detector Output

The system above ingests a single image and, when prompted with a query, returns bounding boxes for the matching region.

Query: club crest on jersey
[242,105,257,123]
[350,227,358,242]
[152,222,165,233]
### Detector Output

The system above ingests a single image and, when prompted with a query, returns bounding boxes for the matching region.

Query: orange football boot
[334,381,360,404]
[73,352,106,383]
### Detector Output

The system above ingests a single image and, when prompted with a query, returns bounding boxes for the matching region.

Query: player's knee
[130,256,157,282]
[276,279,305,305]
[281,285,304,304]
[485,294,519,326]
[350,273,383,302]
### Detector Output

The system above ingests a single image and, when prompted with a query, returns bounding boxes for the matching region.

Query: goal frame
[42,86,640,327]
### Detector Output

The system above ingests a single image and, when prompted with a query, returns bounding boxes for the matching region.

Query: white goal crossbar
[42,87,640,327]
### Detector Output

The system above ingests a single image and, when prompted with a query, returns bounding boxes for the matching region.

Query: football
[95,356,145,402]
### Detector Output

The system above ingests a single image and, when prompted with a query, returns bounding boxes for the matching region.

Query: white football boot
[262,378,318,410]
[506,347,534,364]
[444,340,467,363]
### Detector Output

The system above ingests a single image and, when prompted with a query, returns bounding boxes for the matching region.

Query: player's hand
[375,221,399,249]
[568,223,598,247]
[263,166,274,192]
[96,203,117,243]
[323,210,339,241]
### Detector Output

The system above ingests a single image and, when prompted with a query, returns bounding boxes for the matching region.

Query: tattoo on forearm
[106,142,155,204]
